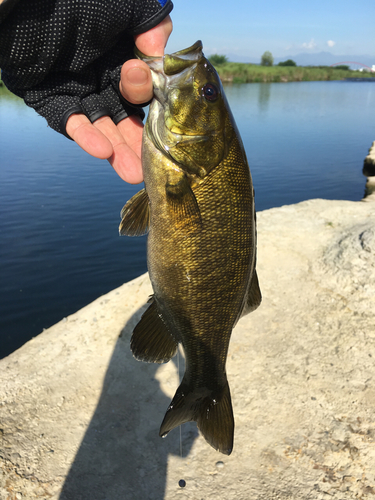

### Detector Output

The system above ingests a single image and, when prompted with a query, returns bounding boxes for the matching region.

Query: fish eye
[202,83,219,102]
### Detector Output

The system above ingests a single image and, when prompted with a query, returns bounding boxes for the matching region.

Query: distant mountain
[273,52,375,68]
[224,53,259,64]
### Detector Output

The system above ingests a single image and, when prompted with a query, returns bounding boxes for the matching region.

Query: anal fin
[131,297,178,363]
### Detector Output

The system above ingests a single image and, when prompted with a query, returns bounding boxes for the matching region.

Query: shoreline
[1,192,374,499]
[213,62,375,84]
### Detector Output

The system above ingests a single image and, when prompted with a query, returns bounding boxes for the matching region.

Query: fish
[119,40,261,455]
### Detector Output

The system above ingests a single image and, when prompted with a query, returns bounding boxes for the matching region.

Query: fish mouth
[134,40,203,103]
[134,40,203,75]
[137,41,208,155]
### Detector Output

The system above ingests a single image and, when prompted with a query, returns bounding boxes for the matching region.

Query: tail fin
[159,378,234,455]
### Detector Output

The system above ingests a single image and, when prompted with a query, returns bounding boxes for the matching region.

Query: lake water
[1,81,374,359]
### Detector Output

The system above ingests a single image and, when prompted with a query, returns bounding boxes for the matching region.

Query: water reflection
[257,83,271,111]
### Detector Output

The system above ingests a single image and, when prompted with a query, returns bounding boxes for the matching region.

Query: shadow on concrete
[59,303,198,500]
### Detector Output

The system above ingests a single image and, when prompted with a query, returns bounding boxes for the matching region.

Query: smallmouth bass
[120,41,261,455]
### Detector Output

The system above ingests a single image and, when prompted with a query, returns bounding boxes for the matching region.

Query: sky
[166,0,375,63]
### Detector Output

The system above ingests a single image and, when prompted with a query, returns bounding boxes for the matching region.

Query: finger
[116,114,144,159]
[115,115,144,183]
[120,59,153,105]
[120,16,173,105]
[135,15,173,56]
[66,114,113,159]
[93,115,144,184]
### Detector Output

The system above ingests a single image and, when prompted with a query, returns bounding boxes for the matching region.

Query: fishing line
[177,346,183,458]
[177,346,186,488]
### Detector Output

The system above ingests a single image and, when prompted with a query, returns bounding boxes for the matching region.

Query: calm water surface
[1,81,374,358]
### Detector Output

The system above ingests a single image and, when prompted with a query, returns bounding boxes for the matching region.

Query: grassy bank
[213,62,375,84]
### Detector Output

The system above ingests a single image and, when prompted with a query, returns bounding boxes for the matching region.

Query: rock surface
[1,198,375,500]
[363,141,375,177]
[363,141,375,199]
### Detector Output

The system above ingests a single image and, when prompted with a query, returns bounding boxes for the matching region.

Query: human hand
[66,16,173,184]
[0,0,173,184]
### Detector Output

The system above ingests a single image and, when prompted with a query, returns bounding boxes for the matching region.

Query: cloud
[302,38,317,50]
[327,40,336,48]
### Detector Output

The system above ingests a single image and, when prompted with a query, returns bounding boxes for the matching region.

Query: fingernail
[126,67,148,86]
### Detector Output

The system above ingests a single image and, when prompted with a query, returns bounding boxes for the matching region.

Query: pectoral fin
[119,188,150,237]
[131,297,178,363]
[166,173,202,228]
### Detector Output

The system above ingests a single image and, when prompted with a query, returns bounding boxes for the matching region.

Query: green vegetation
[278,59,297,67]
[260,51,274,66]
[208,54,229,65]
[0,83,24,104]
[210,61,375,84]
[332,65,350,70]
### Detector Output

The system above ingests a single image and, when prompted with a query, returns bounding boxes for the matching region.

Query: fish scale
[119,41,261,455]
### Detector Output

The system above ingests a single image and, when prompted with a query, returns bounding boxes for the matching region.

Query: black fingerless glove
[0,0,173,137]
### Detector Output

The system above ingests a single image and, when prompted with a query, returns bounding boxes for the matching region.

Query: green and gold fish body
[120,41,261,455]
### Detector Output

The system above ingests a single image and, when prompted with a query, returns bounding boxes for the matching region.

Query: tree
[261,51,274,66]
[208,54,229,65]
[333,65,350,71]
[278,59,297,67]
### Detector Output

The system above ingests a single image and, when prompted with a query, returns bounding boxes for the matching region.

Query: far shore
[2,65,375,97]
[212,62,375,84]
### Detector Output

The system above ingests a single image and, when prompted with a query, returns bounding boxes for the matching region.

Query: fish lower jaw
[166,132,207,148]
[150,123,206,153]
